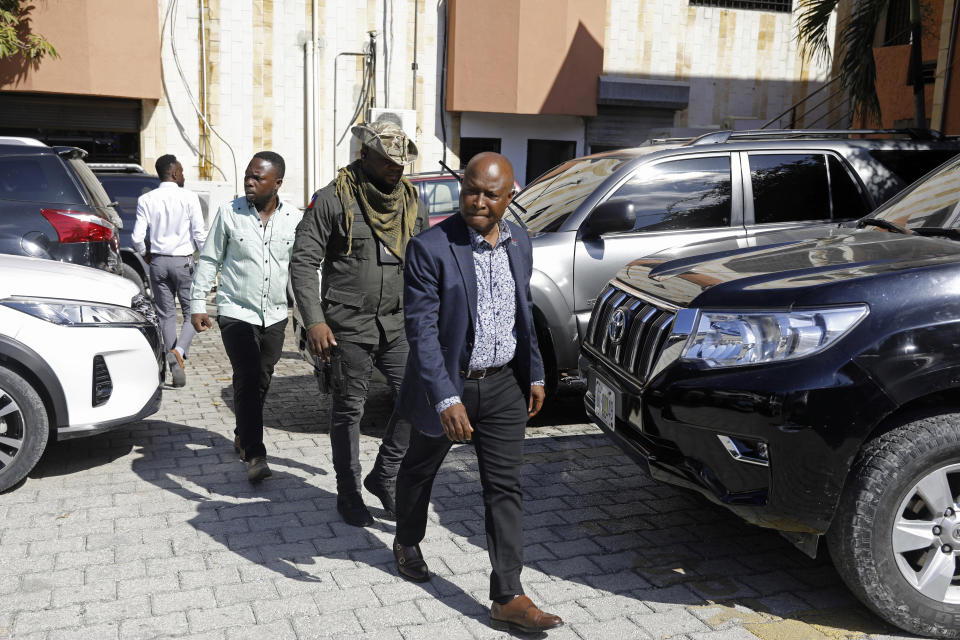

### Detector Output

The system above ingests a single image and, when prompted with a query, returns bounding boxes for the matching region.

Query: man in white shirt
[133,154,207,387]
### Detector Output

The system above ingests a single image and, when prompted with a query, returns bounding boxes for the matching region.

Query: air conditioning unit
[369,108,417,138]
[184,180,236,227]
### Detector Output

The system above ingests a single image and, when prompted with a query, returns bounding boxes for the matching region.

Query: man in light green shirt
[190,151,300,482]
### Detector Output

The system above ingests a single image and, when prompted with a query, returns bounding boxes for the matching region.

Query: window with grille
[689,0,792,13]
[883,0,911,46]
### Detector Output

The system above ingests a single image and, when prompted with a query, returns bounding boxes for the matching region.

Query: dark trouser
[396,366,527,601]
[149,255,197,357]
[329,335,412,496]
[218,315,288,460]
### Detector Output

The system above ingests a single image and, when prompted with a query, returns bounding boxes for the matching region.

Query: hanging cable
[166,0,239,192]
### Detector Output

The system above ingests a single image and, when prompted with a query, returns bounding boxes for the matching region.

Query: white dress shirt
[132,182,207,256]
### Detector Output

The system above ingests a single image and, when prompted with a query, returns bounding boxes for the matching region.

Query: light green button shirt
[190,196,302,326]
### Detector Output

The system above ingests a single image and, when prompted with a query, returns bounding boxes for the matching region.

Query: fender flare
[0,335,68,428]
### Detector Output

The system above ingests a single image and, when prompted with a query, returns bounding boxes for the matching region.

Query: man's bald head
[463,152,514,191]
[460,152,515,241]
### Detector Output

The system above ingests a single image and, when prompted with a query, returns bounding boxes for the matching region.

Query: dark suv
[580,154,960,637]
[87,163,161,294]
[0,137,122,275]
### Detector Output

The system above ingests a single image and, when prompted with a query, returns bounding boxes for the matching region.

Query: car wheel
[121,263,146,295]
[0,367,50,493]
[826,413,960,637]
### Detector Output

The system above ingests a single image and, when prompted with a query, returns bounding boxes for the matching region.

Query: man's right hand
[306,322,338,361]
[440,403,473,442]
[191,313,214,332]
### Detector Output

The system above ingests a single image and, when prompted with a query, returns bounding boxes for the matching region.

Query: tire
[121,263,146,295]
[534,318,558,398]
[826,413,960,638]
[0,366,50,492]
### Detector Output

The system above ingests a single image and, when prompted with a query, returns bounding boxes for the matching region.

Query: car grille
[585,285,677,382]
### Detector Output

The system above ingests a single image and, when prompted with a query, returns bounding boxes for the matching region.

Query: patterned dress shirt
[436,220,542,414]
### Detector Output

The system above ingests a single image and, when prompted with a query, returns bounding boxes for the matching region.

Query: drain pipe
[304,0,320,203]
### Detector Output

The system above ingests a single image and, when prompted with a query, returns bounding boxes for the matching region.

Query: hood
[0,254,137,306]
[617,230,960,308]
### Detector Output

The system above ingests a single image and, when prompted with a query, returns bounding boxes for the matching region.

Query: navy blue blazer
[396,214,545,437]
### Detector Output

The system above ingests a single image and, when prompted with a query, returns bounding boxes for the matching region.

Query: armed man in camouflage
[290,121,429,527]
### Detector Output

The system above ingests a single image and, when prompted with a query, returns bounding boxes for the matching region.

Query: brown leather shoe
[168,349,186,387]
[490,595,562,633]
[247,456,271,483]
[393,539,430,583]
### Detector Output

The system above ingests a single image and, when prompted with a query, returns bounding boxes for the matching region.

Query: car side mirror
[586,199,636,237]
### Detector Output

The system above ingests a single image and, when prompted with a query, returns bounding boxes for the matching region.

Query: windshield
[513,155,627,232]
[872,156,960,229]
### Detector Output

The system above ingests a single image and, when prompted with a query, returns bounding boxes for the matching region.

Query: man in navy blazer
[392,153,562,634]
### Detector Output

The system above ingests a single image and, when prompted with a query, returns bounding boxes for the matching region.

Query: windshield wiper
[856,218,912,234]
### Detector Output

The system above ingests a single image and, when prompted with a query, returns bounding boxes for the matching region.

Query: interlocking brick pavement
[0,313,921,639]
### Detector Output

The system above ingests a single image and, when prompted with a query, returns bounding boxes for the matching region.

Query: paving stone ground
[0,312,921,639]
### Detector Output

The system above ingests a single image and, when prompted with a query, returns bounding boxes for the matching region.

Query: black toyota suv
[0,137,122,275]
[581,154,960,638]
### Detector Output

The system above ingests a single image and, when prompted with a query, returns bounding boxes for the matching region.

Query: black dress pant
[395,366,527,601]
[218,315,287,459]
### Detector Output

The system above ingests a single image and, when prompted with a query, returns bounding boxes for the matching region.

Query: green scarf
[334,160,420,259]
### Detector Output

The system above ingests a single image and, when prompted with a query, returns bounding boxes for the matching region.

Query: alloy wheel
[891,462,960,604]
[0,388,24,473]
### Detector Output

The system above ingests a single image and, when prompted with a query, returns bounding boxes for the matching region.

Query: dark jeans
[149,255,197,357]
[329,335,411,497]
[395,366,527,601]
[219,315,287,460]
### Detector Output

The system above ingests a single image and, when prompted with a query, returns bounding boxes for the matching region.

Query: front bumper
[582,347,896,535]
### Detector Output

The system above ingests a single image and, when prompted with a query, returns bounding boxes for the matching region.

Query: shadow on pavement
[425,431,902,638]
[110,421,483,619]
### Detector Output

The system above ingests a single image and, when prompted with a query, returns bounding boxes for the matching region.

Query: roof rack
[689,128,948,145]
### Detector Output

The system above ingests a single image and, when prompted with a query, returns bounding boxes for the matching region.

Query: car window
[828,155,870,220]
[98,176,159,200]
[606,156,732,232]
[514,155,627,232]
[749,153,830,224]
[872,156,960,229]
[65,158,122,227]
[868,149,960,186]
[420,179,459,217]
[0,155,86,205]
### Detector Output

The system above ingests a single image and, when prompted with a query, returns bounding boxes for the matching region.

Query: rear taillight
[41,208,114,243]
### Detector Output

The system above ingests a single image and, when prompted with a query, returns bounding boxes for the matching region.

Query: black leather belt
[461,364,506,380]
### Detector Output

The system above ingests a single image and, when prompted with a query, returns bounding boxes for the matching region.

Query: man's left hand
[528,385,545,418]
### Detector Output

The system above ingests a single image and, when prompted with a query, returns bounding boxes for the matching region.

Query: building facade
[1,0,837,207]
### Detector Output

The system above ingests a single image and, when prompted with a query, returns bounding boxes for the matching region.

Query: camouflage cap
[351,121,418,166]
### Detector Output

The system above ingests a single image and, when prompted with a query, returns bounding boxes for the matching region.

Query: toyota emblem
[953,526,960,541]
[608,308,627,344]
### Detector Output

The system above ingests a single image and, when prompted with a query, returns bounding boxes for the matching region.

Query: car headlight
[680,305,868,368]
[0,297,147,326]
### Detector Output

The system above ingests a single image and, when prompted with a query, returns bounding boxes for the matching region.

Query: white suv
[0,254,163,491]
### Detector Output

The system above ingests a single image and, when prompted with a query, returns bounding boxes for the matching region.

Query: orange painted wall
[446,0,605,116]
[0,0,161,100]
[868,0,942,127]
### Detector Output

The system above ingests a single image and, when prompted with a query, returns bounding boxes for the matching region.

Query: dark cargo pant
[328,335,412,497]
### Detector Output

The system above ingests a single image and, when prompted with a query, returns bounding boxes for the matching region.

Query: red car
[406,170,462,227]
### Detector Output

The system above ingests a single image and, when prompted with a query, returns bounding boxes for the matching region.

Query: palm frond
[795,0,841,65]
[837,0,888,124]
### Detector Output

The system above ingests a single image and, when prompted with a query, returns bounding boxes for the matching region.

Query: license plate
[595,376,617,430]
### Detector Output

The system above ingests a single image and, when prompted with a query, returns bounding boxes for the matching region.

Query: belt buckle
[463,368,485,380]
